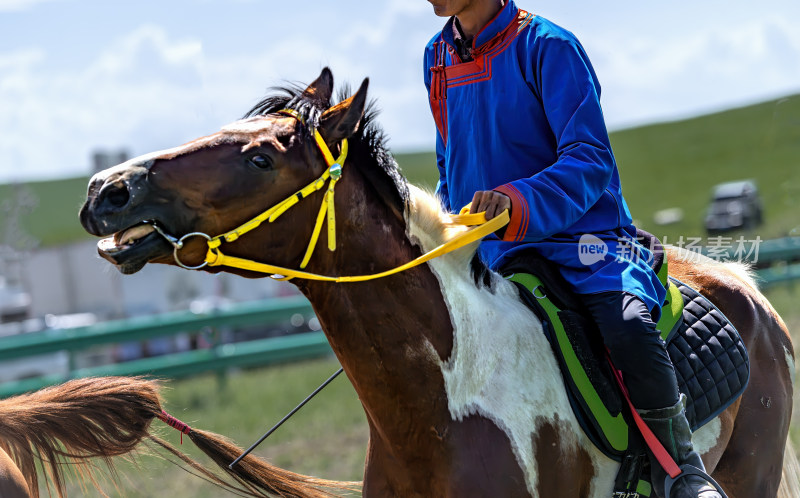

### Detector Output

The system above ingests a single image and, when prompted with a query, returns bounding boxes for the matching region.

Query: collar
[440,0,518,55]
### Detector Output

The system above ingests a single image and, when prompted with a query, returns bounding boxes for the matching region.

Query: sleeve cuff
[493,183,529,242]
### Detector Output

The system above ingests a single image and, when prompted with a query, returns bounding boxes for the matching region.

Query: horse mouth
[97,223,172,274]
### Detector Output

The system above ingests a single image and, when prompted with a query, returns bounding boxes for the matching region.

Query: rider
[423,1,720,496]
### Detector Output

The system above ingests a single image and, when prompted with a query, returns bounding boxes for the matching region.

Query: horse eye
[248,155,272,170]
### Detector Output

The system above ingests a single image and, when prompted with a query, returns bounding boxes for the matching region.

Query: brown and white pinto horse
[74,68,798,497]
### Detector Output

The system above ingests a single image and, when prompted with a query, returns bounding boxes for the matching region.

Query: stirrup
[663,464,728,498]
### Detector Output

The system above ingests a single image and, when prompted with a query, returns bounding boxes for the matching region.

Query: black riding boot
[637,395,722,498]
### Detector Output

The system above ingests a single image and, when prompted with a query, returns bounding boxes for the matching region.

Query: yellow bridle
[158,109,509,282]
[206,109,347,274]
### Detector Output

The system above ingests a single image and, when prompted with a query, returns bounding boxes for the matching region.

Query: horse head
[80,68,405,277]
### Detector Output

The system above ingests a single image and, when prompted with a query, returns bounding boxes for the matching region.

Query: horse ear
[318,78,369,144]
[302,67,334,105]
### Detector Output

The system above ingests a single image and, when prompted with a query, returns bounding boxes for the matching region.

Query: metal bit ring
[173,232,212,270]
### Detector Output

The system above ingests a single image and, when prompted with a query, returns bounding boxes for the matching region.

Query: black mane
[243,83,410,215]
[243,79,491,290]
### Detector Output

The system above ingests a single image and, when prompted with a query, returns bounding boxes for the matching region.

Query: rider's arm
[493,32,616,242]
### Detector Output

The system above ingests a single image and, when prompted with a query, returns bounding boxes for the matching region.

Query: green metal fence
[0,296,313,361]
[0,296,330,398]
[699,236,800,266]
[697,236,800,289]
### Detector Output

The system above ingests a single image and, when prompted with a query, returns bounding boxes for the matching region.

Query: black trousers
[581,291,680,410]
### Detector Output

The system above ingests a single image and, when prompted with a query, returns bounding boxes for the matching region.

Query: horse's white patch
[692,416,722,455]
[405,186,615,497]
[784,345,796,388]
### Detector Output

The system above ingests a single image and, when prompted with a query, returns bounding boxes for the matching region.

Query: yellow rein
[181,109,509,282]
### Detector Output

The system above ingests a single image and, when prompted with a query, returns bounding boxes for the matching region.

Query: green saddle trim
[657,280,684,341]
[656,250,669,289]
[508,272,629,452]
[655,252,684,341]
[637,479,652,497]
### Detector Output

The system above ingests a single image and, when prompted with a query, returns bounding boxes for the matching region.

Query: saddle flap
[667,278,750,429]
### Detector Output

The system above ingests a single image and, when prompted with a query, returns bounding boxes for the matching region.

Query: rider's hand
[470,190,511,220]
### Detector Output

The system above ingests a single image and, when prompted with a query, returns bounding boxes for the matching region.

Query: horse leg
[707,343,792,497]
[0,447,30,498]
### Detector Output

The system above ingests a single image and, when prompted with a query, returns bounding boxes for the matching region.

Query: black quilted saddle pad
[668,277,750,429]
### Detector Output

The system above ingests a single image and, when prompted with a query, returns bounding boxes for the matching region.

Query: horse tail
[778,439,800,498]
[150,422,361,497]
[0,376,359,497]
[0,376,162,497]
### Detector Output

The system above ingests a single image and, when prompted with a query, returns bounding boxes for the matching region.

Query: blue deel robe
[423,0,665,313]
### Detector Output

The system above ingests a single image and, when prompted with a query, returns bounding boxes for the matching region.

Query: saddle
[502,230,749,497]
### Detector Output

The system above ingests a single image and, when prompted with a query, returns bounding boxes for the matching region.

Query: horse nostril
[100,183,131,209]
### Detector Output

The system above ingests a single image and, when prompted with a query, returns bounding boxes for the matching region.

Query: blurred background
[0,0,798,496]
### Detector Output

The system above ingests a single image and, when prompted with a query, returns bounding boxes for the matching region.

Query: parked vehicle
[704,180,763,234]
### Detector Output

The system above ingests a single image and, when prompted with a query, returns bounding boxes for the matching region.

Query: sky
[0,0,798,183]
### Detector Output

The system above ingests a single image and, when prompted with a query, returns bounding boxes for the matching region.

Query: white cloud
[89,24,203,77]
[0,17,434,182]
[0,25,209,182]
[0,48,44,69]
[0,0,57,11]
[590,15,800,128]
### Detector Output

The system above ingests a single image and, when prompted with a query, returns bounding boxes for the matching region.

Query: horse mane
[405,185,495,289]
[243,82,494,289]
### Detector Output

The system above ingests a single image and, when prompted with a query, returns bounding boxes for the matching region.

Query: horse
[72,67,797,497]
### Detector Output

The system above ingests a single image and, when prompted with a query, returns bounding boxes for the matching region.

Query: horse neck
[295,167,456,447]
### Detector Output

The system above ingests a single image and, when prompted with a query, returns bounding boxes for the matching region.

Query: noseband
[152,109,509,282]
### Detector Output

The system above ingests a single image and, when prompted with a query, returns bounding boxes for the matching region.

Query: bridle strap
[206,109,347,274]
[163,108,509,282]
[205,209,509,282]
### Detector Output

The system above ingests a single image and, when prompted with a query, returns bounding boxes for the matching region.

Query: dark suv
[704,180,763,234]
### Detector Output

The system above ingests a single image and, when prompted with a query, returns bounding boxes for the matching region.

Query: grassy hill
[612,95,800,241]
[2,94,799,248]
[394,94,800,242]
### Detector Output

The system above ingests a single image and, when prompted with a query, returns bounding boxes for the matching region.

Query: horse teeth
[117,224,155,246]
[98,236,120,253]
